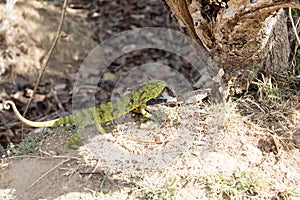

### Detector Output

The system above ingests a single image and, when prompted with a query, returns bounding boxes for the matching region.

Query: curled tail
[4,100,68,128]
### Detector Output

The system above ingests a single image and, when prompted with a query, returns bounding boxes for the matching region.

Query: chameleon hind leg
[68,118,105,149]
[94,122,106,134]
[68,123,86,149]
[93,112,106,134]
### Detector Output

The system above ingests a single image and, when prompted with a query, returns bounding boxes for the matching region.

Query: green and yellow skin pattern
[4,80,166,148]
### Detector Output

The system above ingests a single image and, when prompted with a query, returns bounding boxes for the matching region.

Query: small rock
[154,134,164,143]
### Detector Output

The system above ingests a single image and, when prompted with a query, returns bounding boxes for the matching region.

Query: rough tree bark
[163,0,300,94]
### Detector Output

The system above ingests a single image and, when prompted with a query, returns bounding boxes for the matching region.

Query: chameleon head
[136,79,167,102]
[146,79,166,91]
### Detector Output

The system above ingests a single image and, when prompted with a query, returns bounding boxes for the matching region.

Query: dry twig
[23,0,69,117]
[289,7,300,45]
[28,158,70,189]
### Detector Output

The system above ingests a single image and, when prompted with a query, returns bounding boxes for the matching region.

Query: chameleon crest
[4,79,166,148]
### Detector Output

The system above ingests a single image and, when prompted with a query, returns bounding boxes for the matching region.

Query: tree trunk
[163,0,300,95]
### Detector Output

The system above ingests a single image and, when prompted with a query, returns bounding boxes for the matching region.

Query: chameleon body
[4,80,166,148]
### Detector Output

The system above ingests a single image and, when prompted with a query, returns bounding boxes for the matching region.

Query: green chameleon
[4,80,166,148]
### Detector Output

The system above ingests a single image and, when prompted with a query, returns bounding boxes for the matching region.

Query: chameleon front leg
[140,104,153,119]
